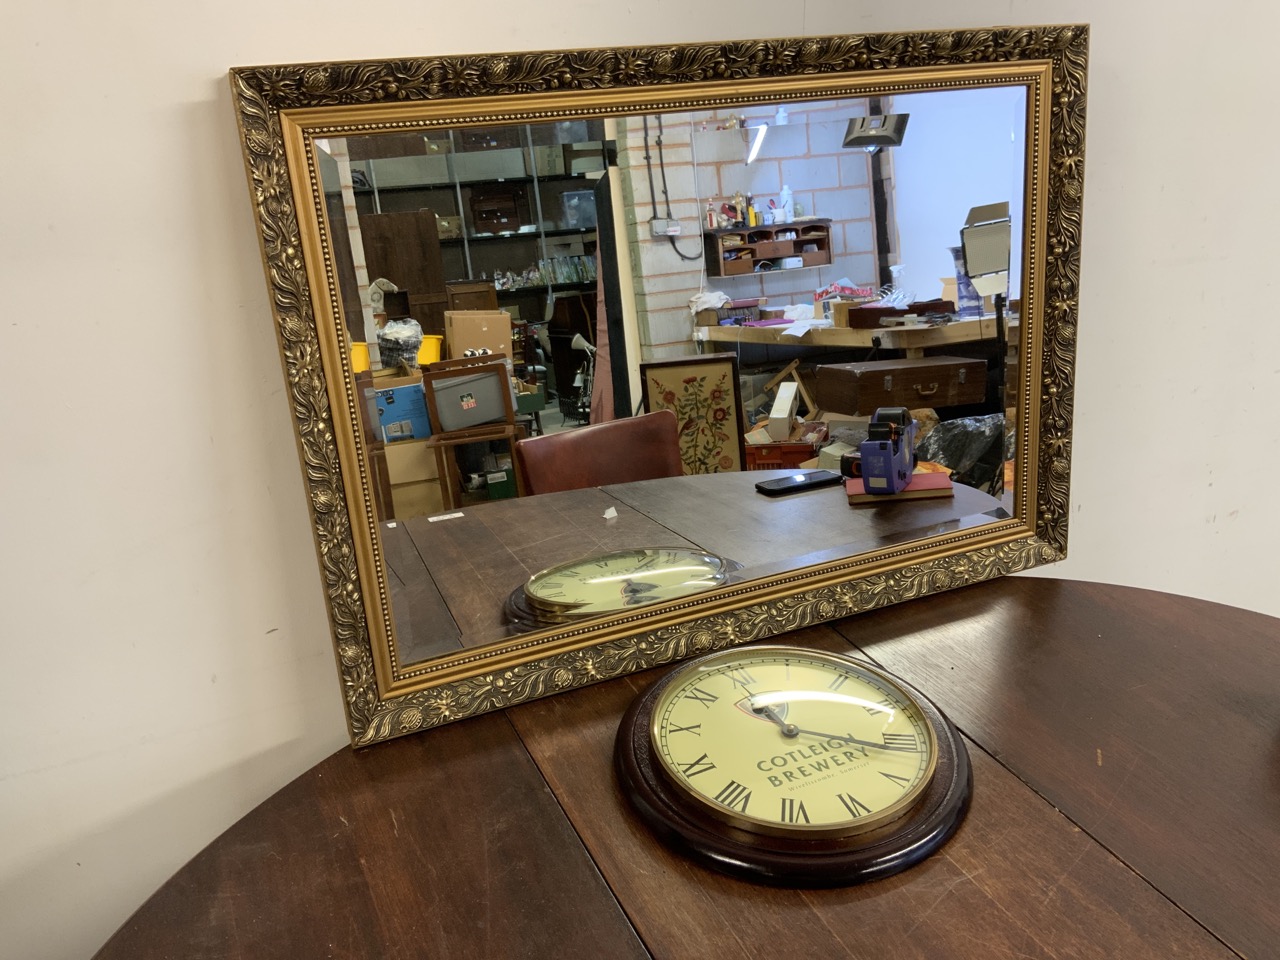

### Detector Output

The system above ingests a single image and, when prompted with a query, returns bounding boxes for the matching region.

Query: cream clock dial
[615,645,971,885]
[519,547,735,621]
[651,648,937,837]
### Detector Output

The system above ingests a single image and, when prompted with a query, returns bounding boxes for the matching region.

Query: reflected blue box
[373,382,431,442]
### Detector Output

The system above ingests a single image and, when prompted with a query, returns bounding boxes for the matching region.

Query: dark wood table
[384,470,1004,662]
[94,578,1280,959]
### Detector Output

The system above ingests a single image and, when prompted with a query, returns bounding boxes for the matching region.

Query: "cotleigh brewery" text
[755,738,868,786]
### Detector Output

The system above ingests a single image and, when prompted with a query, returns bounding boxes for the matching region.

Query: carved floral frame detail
[229,25,1087,746]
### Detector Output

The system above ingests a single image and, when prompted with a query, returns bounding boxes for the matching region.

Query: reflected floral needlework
[641,353,746,474]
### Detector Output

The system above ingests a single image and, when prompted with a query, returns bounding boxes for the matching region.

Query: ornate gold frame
[230,26,1086,746]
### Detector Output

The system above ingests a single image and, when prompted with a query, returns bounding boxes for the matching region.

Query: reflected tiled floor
[537,396,589,435]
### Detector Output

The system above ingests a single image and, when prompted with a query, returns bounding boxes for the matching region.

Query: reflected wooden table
[95,579,1280,959]
[381,471,1005,662]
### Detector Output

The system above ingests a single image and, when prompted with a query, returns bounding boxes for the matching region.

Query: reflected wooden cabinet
[358,210,449,336]
[703,219,833,277]
[445,280,498,313]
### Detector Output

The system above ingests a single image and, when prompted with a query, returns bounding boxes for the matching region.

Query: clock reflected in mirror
[615,645,971,886]
[505,546,740,627]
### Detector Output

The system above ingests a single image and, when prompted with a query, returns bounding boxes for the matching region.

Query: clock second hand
[750,703,918,753]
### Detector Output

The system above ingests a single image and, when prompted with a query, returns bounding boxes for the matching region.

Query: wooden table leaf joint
[95,578,1280,960]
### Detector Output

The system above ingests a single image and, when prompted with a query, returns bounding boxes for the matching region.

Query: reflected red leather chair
[514,410,684,495]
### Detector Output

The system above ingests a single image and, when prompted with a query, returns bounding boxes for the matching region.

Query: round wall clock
[506,547,738,626]
[615,645,971,886]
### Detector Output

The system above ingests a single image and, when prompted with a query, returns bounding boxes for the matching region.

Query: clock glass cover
[523,547,734,619]
[650,647,939,837]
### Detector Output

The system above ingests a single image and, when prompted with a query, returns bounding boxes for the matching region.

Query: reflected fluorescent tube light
[746,123,769,164]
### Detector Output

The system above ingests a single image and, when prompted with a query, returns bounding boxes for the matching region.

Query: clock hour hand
[619,578,661,606]
[750,703,800,738]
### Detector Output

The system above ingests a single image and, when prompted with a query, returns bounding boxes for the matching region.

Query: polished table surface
[384,470,1004,663]
[94,578,1280,959]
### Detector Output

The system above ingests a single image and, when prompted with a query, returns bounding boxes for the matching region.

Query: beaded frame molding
[230,25,1087,746]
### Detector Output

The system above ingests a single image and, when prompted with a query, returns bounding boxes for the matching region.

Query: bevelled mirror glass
[231,26,1086,746]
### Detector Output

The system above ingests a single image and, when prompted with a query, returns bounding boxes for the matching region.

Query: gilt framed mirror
[231,25,1086,746]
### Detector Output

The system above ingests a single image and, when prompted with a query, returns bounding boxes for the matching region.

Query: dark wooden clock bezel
[614,647,972,887]
[504,585,575,628]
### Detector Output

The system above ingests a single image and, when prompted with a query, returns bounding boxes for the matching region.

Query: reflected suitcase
[814,356,987,415]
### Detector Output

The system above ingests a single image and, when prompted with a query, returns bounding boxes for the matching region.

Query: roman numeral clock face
[656,652,935,834]
[615,646,972,886]
[510,547,737,626]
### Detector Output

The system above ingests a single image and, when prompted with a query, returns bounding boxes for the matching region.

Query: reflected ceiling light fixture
[745,122,769,164]
[842,114,910,154]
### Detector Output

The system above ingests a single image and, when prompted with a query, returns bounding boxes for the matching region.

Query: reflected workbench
[695,315,1003,358]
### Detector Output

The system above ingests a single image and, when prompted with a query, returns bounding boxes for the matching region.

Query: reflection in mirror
[316,86,1027,668]
[232,28,1089,744]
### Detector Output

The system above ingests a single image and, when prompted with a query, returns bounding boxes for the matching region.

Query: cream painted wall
[2,3,1276,957]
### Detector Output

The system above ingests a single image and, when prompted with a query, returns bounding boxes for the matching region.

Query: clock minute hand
[747,698,917,752]
[790,727,919,752]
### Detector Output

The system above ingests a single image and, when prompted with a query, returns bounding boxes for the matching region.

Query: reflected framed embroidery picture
[640,352,746,473]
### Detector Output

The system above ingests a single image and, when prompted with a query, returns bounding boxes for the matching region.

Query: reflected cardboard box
[515,381,546,414]
[525,145,566,176]
[368,154,451,186]
[434,213,461,239]
[390,479,444,518]
[817,441,858,472]
[444,309,512,359]
[765,381,800,441]
[453,147,525,181]
[383,437,444,518]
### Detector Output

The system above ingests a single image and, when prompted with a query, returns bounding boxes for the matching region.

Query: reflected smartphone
[754,470,844,497]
